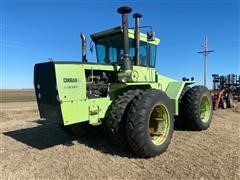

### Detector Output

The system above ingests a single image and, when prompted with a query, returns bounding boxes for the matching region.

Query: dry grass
[0,89,36,103]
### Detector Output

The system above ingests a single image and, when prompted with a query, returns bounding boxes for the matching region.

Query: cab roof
[90,26,160,45]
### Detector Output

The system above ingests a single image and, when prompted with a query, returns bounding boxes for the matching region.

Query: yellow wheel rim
[148,104,170,145]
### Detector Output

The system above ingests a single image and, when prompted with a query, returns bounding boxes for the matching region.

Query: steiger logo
[63,78,78,83]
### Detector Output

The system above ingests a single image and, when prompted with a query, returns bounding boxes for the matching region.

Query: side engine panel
[55,64,86,101]
[53,63,116,125]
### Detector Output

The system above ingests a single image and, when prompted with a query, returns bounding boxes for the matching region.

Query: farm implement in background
[211,74,240,110]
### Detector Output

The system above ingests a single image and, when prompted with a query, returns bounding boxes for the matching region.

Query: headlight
[38,93,41,99]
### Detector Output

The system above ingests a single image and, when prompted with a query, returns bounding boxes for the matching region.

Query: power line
[198,36,214,86]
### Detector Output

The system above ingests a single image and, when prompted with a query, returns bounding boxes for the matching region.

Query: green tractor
[34,6,213,158]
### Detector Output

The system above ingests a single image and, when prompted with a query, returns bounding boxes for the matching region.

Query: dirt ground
[0,101,240,179]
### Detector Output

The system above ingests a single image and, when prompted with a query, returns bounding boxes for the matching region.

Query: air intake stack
[133,13,142,65]
[117,6,132,71]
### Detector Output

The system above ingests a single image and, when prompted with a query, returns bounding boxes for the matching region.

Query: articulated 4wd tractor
[34,7,213,157]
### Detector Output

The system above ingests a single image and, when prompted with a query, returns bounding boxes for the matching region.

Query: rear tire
[227,93,234,108]
[221,99,227,109]
[107,89,143,150]
[126,89,174,158]
[180,86,213,131]
[175,86,191,129]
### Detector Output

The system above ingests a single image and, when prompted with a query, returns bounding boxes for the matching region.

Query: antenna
[198,36,214,86]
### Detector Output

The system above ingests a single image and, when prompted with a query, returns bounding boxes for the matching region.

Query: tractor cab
[90,26,160,68]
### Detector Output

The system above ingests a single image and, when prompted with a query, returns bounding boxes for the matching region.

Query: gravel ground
[1,101,240,179]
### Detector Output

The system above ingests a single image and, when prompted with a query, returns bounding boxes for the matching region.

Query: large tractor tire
[61,124,81,136]
[61,122,101,137]
[227,93,234,108]
[126,89,174,158]
[221,99,227,109]
[107,89,143,150]
[180,86,213,131]
[174,86,191,129]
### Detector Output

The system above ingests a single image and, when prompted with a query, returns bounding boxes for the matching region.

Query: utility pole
[198,37,214,86]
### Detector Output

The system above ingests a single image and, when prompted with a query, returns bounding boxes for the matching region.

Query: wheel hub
[148,104,170,145]
[200,96,211,123]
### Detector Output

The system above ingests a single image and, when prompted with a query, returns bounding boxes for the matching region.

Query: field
[0,91,240,179]
[0,89,36,102]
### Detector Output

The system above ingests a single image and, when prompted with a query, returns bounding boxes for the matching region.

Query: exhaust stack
[117,6,132,71]
[133,13,142,65]
[80,33,87,62]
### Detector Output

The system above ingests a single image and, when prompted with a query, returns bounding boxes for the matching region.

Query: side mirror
[147,31,155,41]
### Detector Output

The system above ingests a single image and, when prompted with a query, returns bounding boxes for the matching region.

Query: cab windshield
[94,33,157,67]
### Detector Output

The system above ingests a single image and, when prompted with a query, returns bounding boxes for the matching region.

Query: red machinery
[211,74,235,110]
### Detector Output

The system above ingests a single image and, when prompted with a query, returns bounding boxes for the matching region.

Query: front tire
[126,89,174,158]
[107,89,143,150]
[61,122,100,137]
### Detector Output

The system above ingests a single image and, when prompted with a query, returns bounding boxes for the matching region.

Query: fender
[166,81,194,115]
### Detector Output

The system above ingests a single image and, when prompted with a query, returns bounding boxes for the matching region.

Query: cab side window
[149,44,157,67]
[140,41,147,66]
